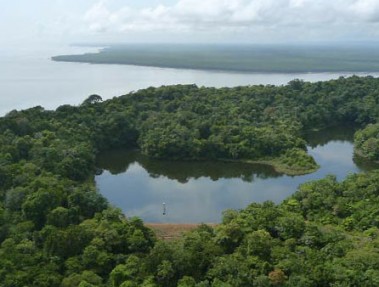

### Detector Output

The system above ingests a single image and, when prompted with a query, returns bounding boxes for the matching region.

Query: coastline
[354,148,379,164]
[219,158,320,176]
[146,223,217,240]
[51,56,379,75]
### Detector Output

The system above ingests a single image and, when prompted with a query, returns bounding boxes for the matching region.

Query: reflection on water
[96,127,378,223]
[304,125,359,148]
[97,150,282,183]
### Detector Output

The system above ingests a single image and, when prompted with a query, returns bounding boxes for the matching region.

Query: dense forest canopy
[0,76,379,286]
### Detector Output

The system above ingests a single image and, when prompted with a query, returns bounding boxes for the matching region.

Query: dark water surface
[96,127,378,223]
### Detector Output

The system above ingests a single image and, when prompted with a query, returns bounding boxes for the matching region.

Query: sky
[1,0,379,48]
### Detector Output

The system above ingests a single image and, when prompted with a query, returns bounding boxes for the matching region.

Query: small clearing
[146,223,217,240]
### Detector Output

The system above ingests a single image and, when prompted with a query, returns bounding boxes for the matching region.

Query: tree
[82,94,103,106]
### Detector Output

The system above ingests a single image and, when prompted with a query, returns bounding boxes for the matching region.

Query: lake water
[1,46,379,116]
[96,127,379,223]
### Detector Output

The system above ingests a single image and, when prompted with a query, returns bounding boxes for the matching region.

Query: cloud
[349,0,379,22]
[82,0,379,40]
[84,1,120,32]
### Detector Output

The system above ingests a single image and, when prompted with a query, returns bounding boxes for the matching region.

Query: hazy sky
[2,0,379,48]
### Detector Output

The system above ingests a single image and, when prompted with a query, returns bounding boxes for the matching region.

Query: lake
[96,127,379,223]
[2,46,379,116]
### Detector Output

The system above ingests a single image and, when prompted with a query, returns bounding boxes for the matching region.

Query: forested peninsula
[52,44,379,73]
[1,76,379,286]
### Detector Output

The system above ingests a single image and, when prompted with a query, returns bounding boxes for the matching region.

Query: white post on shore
[162,202,166,215]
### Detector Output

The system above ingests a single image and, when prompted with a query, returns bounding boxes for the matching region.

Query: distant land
[52,44,379,73]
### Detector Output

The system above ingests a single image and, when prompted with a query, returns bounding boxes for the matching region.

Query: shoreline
[354,148,379,164]
[98,147,320,176]
[220,158,320,176]
[146,223,218,240]
[51,57,379,75]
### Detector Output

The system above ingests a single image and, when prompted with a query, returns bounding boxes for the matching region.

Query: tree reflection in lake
[304,125,358,148]
[96,149,282,183]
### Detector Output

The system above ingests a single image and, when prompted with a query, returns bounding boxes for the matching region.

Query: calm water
[96,128,379,223]
[2,46,379,115]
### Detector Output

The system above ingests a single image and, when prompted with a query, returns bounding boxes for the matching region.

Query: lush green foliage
[0,76,379,286]
[355,123,379,161]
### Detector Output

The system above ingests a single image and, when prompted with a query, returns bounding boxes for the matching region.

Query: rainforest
[1,76,379,286]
